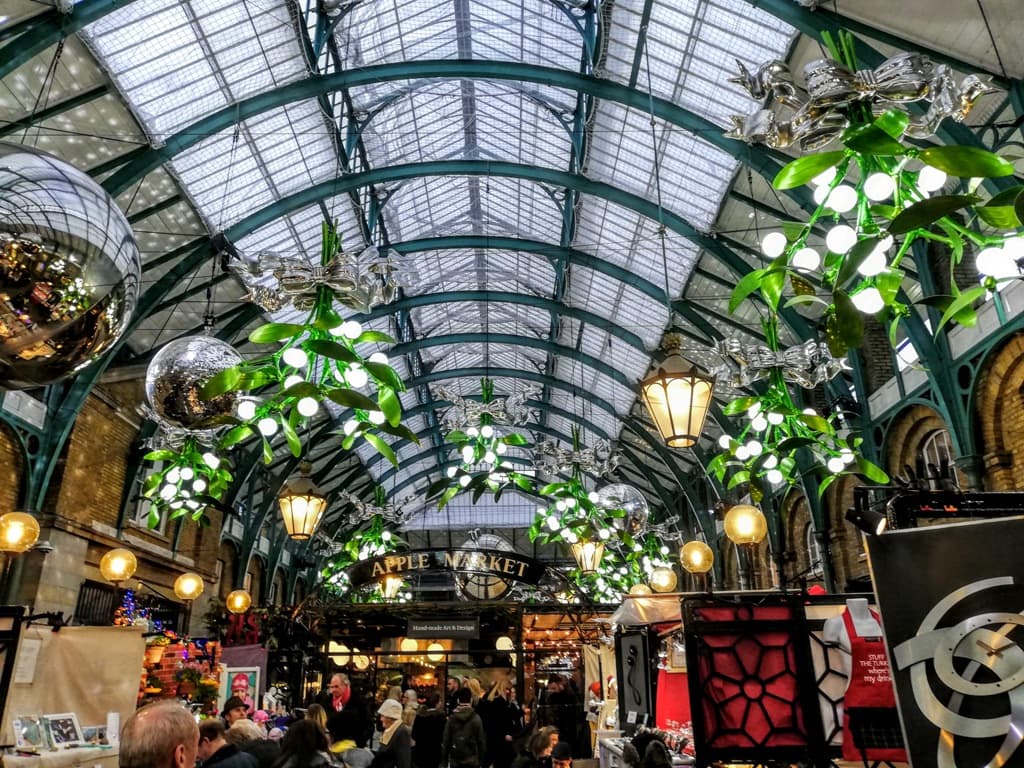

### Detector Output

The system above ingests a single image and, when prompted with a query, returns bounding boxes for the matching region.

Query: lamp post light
[0,511,42,603]
[570,539,605,574]
[278,461,328,541]
[173,572,204,634]
[99,547,138,587]
[640,352,714,448]
[723,504,768,590]
[225,588,252,614]
[680,540,714,592]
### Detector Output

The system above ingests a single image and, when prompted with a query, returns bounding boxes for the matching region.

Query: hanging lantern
[629,583,653,596]
[724,504,768,546]
[570,540,605,574]
[173,572,205,601]
[353,649,370,670]
[640,353,714,448]
[649,566,678,593]
[426,642,445,662]
[680,541,714,574]
[0,511,40,553]
[226,589,252,614]
[328,641,351,665]
[278,461,327,541]
[495,635,515,651]
[400,638,419,653]
[380,575,403,600]
[99,548,137,585]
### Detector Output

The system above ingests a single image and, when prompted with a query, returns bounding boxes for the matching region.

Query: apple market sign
[347,548,547,589]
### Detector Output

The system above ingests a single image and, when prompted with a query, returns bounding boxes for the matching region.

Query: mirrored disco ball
[0,143,141,389]
[145,335,243,430]
[598,483,650,536]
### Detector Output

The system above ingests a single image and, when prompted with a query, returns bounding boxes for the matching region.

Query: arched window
[921,429,960,488]
[805,524,824,577]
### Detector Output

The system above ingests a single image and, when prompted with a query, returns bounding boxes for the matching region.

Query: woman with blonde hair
[464,677,484,707]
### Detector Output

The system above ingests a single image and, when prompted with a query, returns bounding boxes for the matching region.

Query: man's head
[552,741,573,768]
[222,695,249,725]
[119,701,199,768]
[226,718,265,745]
[197,719,227,762]
[456,687,472,705]
[446,677,460,693]
[329,672,350,699]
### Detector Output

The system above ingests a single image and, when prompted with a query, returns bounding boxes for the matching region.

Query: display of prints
[12,715,48,750]
[218,666,260,714]
[43,712,83,748]
[867,516,1024,768]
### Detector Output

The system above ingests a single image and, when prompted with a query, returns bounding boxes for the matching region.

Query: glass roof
[42,0,800,508]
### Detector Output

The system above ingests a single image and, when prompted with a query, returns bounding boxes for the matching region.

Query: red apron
[841,608,907,762]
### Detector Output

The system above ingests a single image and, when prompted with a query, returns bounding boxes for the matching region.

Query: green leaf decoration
[143,449,178,462]
[281,381,320,400]
[889,195,979,235]
[855,456,889,484]
[871,204,899,220]
[777,436,816,452]
[781,221,807,241]
[513,474,533,492]
[1016,192,1024,228]
[142,472,163,496]
[377,421,419,444]
[312,306,343,331]
[817,473,840,497]
[364,362,405,392]
[843,123,905,156]
[976,204,1022,230]
[836,238,880,288]
[354,330,397,345]
[281,414,302,457]
[723,396,759,416]
[446,430,468,443]
[425,478,449,500]
[437,486,460,510]
[789,274,816,297]
[773,150,846,190]
[873,108,911,140]
[833,290,864,347]
[875,268,905,306]
[378,387,401,426]
[503,433,528,446]
[262,436,274,464]
[936,284,987,333]
[729,268,766,313]
[221,424,254,448]
[727,470,751,490]
[784,294,828,309]
[798,413,833,434]
[364,432,398,467]
[760,265,785,311]
[305,339,359,364]
[248,323,305,344]
[199,367,242,399]
[538,482,562,496]
[325,388,379,411]
[919,145,1015,178]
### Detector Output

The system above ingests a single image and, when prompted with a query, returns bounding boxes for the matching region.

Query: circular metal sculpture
[145,335,243,430]
[458,533,515,600]
[0,144,141,389]
[597,483,650,536]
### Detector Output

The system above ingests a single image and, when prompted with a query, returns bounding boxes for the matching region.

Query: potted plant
[175,665,203,696]
[145,634,171,665]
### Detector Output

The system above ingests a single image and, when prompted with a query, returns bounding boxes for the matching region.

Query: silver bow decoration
[337,490,417,527]
[236,246,413,314]
[726,53,997,149]
[436,385,539,430]
[716,337,848,389]
[533,438,619,476]
[142,409,220,452]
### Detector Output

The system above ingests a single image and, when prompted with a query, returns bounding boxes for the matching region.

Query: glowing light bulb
[547,516,561,531]
[751,415,769,432]
[827,456,846,473]
[166,467,181,484]
[917,166,947,193]
[811,167,837,187]
[734,446,750,461]
[599,528,611,540]
[160,484,176,500]
[851,287,885,314]
[857,248,888,277]
[977,246,1018,279]
[565,498,577,508]
[297,397,319,417]
[827,184,858,213]
[446,466,457,478]
[368,410,386,425]
[718,434,732,450]
[767,411,784,426]
[192,478,207,493]
[761,231,788,258]
[202,452,220,470]
[282,347,308,368]
[791,247,820,272]
[765,469,785,485]
[258,417,278,436]
[343,419,358,435]
[588,491,599,503]
[747,402,762,419]
[180,467,194,481]
[496,442,508,455]
[283,374,303,389]
[484,451,497,464]
[336,320,363,339]
[236,399,257,420]
[555,500,566,511]
[746,440,763,457]
[826,225,857,254]
[459,474,471,487]
[480,425,494,438]
[461,446,475,462]
[762,454,779,470]
[864,173,894,201]
[345,367,368,387]
[466,427,479,437]
[813,185,830,205]
[368,352,389,365]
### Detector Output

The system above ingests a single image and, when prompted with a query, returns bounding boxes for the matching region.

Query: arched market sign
[347,547,548,590]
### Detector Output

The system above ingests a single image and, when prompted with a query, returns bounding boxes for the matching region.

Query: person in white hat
[371,699,411,768]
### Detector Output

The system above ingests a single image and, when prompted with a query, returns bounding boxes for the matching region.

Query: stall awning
[610,594,682,625]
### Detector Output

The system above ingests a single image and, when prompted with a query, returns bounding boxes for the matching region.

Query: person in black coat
[411,692,446,768]
[372,699,412,768]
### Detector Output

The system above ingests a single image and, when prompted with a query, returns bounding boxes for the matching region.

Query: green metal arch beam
[354,290,648,354]
[99,60,795,198]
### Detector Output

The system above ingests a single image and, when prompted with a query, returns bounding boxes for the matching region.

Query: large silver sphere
[145,335,243,430]
[598,483,650,536]
[0,143,141,389]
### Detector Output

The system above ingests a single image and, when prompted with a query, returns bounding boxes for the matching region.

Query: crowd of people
[117,671,594,768]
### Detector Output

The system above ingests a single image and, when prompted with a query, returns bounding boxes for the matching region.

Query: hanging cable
[975,0,1009,79]
[640,25,673,312]
[19,38,65,144]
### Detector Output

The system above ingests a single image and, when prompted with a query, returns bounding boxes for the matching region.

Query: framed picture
[43,713,83,748]
[82,725,108,745]
[218,666,260,715]
[12,715,49,750]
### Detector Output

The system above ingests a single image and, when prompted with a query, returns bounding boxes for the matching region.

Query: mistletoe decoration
[320,512,407,602]
[425,379,534,509]
[140,436,232,527]
[201,222,417,466]
[714,31,1019,499]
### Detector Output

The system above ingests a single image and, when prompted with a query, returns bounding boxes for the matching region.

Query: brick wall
[978,333,1024,490]
[0,425,22,514]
